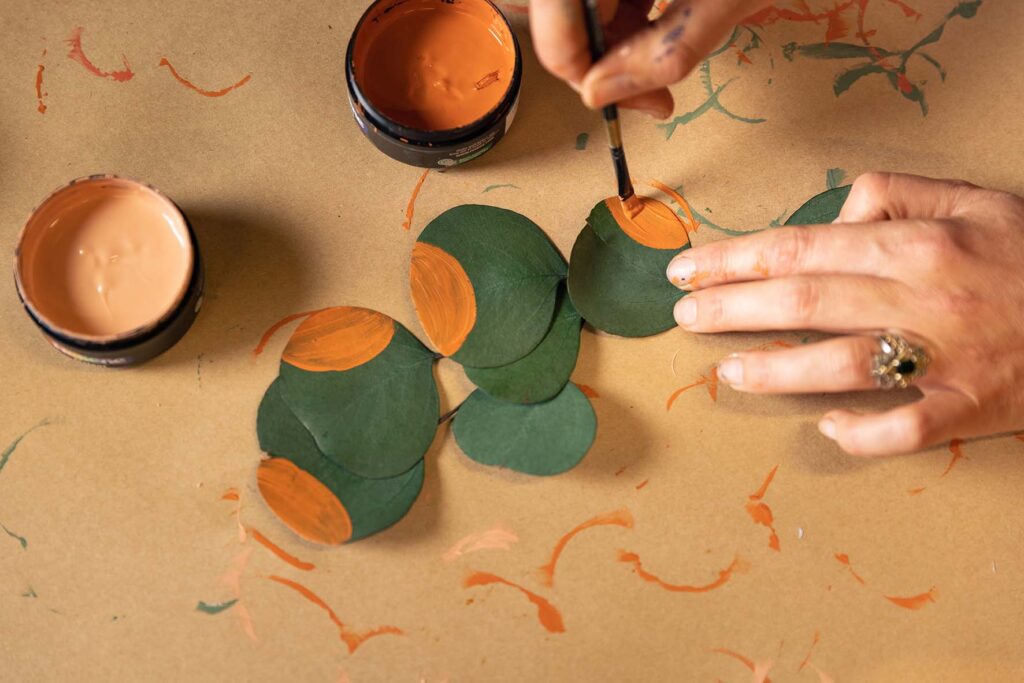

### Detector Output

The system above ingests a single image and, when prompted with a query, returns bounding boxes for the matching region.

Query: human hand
[665,173,1024,456]
[529,0,772,118]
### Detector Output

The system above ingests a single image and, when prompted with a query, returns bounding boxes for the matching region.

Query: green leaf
[826,168,847,190]
[784,185,852,226]
[464,284,582,404]
[257,379,425,542]
[567,201,687,337]
[833,62,887,96]
[277,320,438,479]
[790,42,887,60]
[452,383,596,476]
[413,205,567,367]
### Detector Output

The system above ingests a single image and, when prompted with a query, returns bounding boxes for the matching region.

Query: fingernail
[636,106,672,120]
[585,73,634,108]
[676,297,697,327]
[667,256,695,287]
[716,356,743,386]
[818,418,837,441]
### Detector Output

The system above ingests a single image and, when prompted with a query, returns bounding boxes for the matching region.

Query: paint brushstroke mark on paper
[443,524,518,562]
[251,528,315,571]
[746,465,780,551]
[658,60,765,139]
[482,183,519,193]
[575,383,600,399]
[1,523,28,550]
[35,49,48,113]
[158,58,251,97]
[537,508,634,587]
[666,370,718,410]
[634,479,649,490]
[834,552,867,585]
[22,587,38,598]
[269,575,403,653]
[798,630,820,671]
[1,419,50,475]
[196,599,239,615]
[575,132,589,150]
[66,27,134,81]
[252,309,326,358]
[907,438,966,495]
[463,571,565,633]
[221,546,257,641]
[884,586,938,610]
[618,552,747,593]
[403,169,430,231]
[709,647,773,682]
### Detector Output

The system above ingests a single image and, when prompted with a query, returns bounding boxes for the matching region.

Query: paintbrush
[580,0,639,212]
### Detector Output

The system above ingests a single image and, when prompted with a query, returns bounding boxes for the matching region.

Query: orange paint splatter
[614,464,629,477]
[410,242,477,356]
[442,524,518,562]
[746,465,780,552]
[907,487,927,496]
[35,50,47,113]
[65,27,134,81]
[575,383,601,399]
[736,48,753,64]
[834,553,867,585]
[635,479,649,491]
[537,508,634,587]
[463,571,565,633]
[884,586,938,610]
[282,307,395,373]
[666,372,718,411]
[157,57,251,97]
[268,575,403,652]
[618,552,747,593]
[221,489,240,501]
[710,648,772,682]
[606,196,689,250]
[645,179,699,234]
[252,309,326,358]
[940,438,965,478]
[403,169,430,231]
[798,631,820,671]
[257,458,353,546]
[251,528,315,571]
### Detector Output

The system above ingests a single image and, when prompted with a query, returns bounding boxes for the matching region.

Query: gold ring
[871,333,930,390]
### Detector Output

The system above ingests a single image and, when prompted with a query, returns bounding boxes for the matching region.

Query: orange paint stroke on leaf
[635,479,649,490]
[66,27,134,81]
[709,648,773,682]
[463,571,565,633]
[35,50,47,113]
[252,308,326,358]
[646,179,700,234]
[746,465,780,551]
[575,383,600,399]
[618,551,748,593]
[442,524,518,562]
[251,528,315,571]
[403,169,430,231]
[834,552,867,585]
[268,575,403,652]
[798,630,820,671]
[537,508,634,587]
[884,586,938,610]
[158,57,251,97]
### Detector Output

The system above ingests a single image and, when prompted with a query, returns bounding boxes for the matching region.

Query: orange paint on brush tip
[352,0,516,130]
[252,309,325,358]
[618,551,747,593]
[834,553,867,585]
[537,508,634,587]
[410,242,477,356]
[607,195,690,250]
[463,571,565,634]
[283,307,395,373]
[645,179,700,233]
[65,27,134,81]
[35,49,48,113]
[268,575,403,652]
[403,170,429,231]
[885,586,938,610]
[575,383,600,399]
[157,58,251,97]
[251,528,315,571]
[257,458,353,546]
[746,465,780,552]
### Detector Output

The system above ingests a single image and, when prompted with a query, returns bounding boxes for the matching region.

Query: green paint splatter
[1,523,27,549]
[196,599,238,615]
[482,184,520,193]
[826,168,847,190]
[575,133,588,150]
[0,419,50,476]
[658,61,765,139]
[22,587,37,598]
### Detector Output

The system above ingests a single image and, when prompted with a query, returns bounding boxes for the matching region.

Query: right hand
[529,0,772,118]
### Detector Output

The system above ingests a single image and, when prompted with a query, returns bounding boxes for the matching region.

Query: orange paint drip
[940,438,965,478]
[635,479,649,491]
[403,169,430,231]
[221,489,240,501]
[884,586,938,610]
[606,196,689,249]
[410,242,477,356]
[463,571,565,633]
[252,309,325,358]
[710,648,772,681]
[746,465,780,551]
[798,631,820,672]
[645,179,699,233]
[614,464,629,476]
[834,553,867,585]
[907,486,927,496]
[618,551,747,593]
[537,508,634,587]
[666,373,718,411]
[282,307,395,373]
[749,464,778,501]
[157,58,251,97]
[575,383,601,399]
[251,528,315,571]
[65,27,134,81]
[268,575,404,652]
[35,50,47,113]
[257,458,353,546]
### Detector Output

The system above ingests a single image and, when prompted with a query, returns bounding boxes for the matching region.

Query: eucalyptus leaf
[784,185,852,226]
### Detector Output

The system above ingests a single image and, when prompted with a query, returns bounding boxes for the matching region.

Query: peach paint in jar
[346,0,522,168]
[13,175,204,366]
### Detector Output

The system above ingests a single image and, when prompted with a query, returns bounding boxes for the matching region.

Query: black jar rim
[345,0,522,148]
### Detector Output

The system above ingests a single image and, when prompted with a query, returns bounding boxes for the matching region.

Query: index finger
[530,0,618,84]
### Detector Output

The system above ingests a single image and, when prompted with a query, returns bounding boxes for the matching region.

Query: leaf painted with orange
[410,242,477,356]
[257,458,353,546]
[282,307,395,373]
[605,196,689,250]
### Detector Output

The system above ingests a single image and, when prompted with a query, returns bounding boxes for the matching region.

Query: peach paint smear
[537,508,634,587]
[66,27,134,81]
[403,169,430,231]
[617,551,748,593]
[35,49,47,113]
[834,553,867,586]
[746,465,781,552]
[907,438,966,495]
[221,546,258,641]
[252,309,326,358]
[442,524,519,562]
[884,586,938,610]
[709,648,774,683]
[575,383,600,399]
[268,575,404,653]
[463,571,565,633]
[158,57,251,97]
[222,487,247,543]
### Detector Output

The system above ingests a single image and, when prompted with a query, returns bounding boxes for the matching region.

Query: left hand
[665,172,1024,456]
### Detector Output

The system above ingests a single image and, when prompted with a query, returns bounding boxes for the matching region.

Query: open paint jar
[14,175,204,366]
[346,0,522,168]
